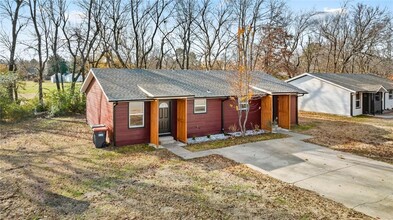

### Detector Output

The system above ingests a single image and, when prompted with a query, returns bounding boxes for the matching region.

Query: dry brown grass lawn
[0,116,370,219]
[295,111,393,164]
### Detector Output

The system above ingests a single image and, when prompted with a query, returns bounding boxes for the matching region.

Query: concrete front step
[159,136,175,145]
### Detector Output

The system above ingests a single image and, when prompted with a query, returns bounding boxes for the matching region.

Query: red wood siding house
[81,69,306,147]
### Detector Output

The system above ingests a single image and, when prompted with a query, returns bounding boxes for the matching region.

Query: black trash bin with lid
[92,124,107,148]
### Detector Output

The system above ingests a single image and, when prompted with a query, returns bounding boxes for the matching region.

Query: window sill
[194,111,207,114]
[129,125,144,129]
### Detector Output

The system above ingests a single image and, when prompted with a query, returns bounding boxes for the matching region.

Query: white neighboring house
[50,73,64,83]
[286,73,393,116]
[51,73,83,83]
[64,73,83,82]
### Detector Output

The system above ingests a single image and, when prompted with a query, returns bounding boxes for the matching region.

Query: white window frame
[129,102,144,128]
[240,101,249,111]
[389,90,393,99]
[355,93,361,109]
[194,99,207,114]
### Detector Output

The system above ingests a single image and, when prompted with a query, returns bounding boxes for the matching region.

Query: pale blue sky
[287,0,393,12]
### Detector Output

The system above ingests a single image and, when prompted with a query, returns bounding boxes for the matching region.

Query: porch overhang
[150,98,188,147]
[261,94,292,132]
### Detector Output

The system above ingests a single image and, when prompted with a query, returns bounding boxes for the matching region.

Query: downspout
[113,102,118,147]
[296,95,299,125]
[350,93,353,116]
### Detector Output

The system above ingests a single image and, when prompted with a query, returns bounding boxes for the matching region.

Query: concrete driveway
[165,131,393,219]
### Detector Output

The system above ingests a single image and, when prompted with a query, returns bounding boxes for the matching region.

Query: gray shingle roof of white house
[287,73,393,92]
[81,68,307,102]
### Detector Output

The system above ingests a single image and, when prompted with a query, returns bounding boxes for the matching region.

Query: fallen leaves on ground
[0,116,371,219]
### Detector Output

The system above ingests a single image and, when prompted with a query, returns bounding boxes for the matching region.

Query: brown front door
[159,101,171,134]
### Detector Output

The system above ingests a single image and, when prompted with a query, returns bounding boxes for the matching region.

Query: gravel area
[187,130,265,144]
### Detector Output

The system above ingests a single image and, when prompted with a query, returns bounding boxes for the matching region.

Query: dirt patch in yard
[297,112,393,164]
[0,117,370,219]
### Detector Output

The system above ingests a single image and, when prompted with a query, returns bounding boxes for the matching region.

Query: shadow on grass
[44,191,90,215]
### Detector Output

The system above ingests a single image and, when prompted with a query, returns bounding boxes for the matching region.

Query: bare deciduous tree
[195,0,233,70]
[0,0,26,101]
[28,0,50,107]
[47,0,67,91]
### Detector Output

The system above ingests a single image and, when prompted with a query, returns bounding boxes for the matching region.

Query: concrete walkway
[164,131,393,219]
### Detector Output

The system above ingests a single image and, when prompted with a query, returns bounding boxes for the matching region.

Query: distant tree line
[0,0,392,107]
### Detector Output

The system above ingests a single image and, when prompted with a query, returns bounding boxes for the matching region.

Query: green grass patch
[185,133,289,152]
[291,123,318,132]
[274,196,287,205]
[111,144,155,154]
[19,80,82,99]
[82,176,120,191]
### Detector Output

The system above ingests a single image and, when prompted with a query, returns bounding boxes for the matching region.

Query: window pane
[240,102,248,110]
[130,115,143,127]
[129,102,143,114]
[194,99,206,113]
[356,101,360,108]
[195,106,206,113]
[195,99,206,106]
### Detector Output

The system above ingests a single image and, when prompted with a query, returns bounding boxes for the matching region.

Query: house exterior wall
[385,91,393,109]
[114,101,151,146]
[187,99,222,138]
[223,99,261,132]
[111,96,295,146]
[86,78,113,141]
[289,75,352,116]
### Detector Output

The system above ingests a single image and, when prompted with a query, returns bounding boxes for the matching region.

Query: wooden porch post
[150,100,159,146]
[278,95,291,129]
[176,99,188,143]
[261,95,273,132]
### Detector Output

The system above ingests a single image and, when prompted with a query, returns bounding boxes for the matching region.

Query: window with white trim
[355,93,361,109]
[240,101,249,111]
[389,90,393,99]
[194,99,207,113]
[129,102,144,128]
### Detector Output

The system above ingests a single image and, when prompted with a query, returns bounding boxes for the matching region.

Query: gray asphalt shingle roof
[89,68,306,101]
[308,73,393,92]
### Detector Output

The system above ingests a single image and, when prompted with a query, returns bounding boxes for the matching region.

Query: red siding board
[223,99,261,132]
[85,78,113,142]
[187,99,222,138]
[114,102,151,146]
